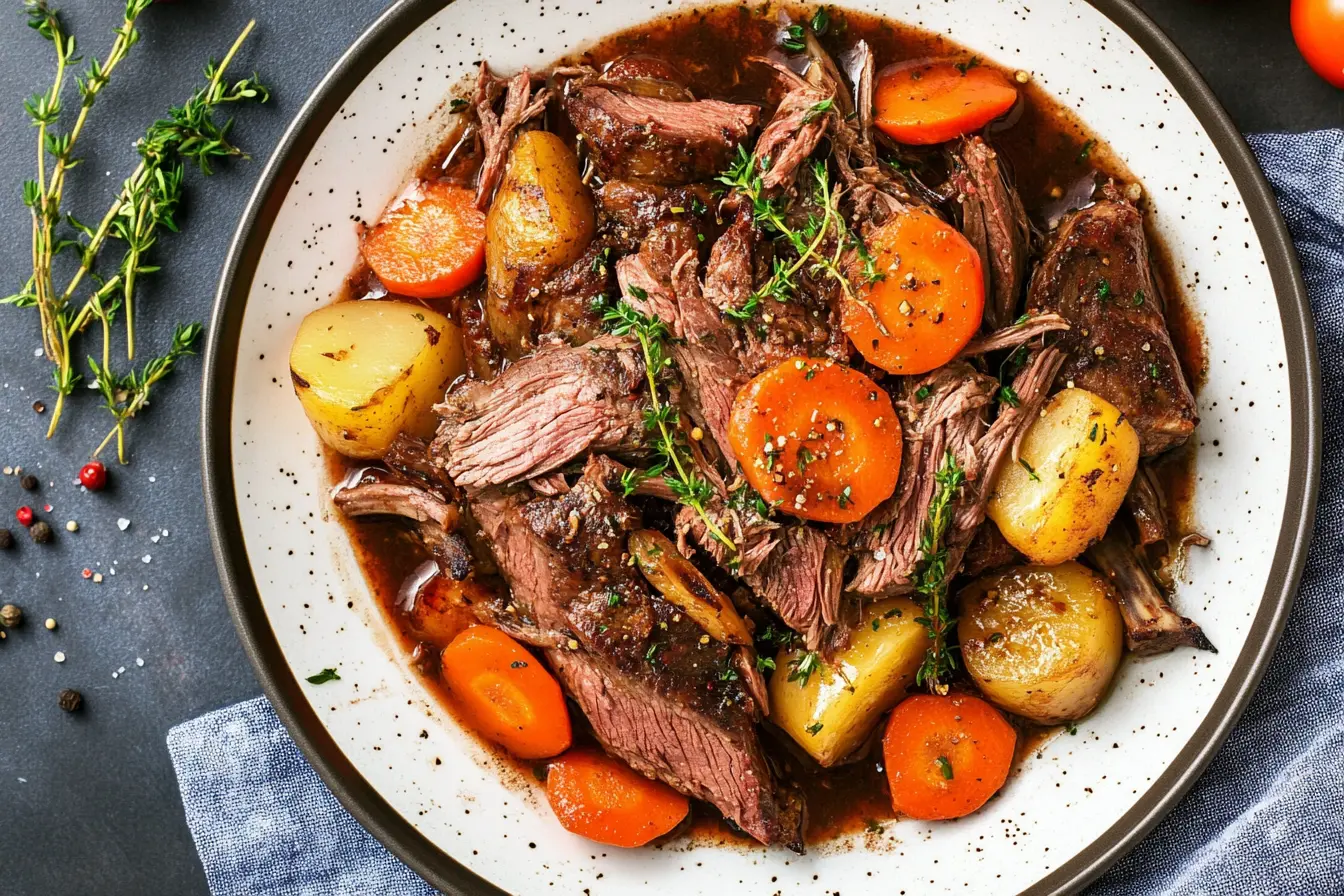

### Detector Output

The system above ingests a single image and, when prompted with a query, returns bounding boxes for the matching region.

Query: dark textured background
[0,2,1335,894]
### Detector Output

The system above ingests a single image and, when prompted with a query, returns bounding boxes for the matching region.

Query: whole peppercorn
[79,461,108,492]
[0,528,13,549]
[0,604,22,628]
[20,474,39,491]
[15,506,34,527]
[58,689,83,713]
[29,520,53,544]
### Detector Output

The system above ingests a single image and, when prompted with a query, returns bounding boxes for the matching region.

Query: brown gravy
[324,1,1204,847]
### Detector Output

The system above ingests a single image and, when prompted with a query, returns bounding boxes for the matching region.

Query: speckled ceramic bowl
[202,1,1319,893]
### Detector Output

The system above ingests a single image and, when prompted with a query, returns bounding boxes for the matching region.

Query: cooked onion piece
[629,529,750,645]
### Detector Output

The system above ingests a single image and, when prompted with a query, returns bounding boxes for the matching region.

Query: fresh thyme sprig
[89,322,202,463]
[914,450,967,694]
[714,149,885,330]
[602,300,735,552]
[4,6,267,452]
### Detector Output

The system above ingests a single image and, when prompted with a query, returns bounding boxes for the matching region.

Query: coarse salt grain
[65,520,78,532]
[141,554,151,563]
[117,518,130,531]
[117,666,125,674]
[135,658,144,667]
[54,651,65,663]
[93,573,103,583]
[150,535,160,544]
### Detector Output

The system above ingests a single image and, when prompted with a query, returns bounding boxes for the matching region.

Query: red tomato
[1292,0,1344,88]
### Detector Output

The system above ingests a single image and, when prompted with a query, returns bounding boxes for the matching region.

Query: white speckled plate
[202,2,1319,894]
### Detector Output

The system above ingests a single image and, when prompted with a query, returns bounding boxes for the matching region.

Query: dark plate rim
[200,2,1321,895]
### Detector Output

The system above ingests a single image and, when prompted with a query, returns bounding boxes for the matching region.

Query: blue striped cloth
[168,130,1344,896]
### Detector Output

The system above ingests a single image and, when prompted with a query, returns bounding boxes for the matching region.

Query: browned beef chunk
[1027,196,1198,455]
[565,85,759,186]
[1087,529,1214,656]
[471,63,550,210]
[430,335,646,489]
[1126,463,1169,546]
[960,311,1070,357]
[537,240,615,346]
[469,459,804,849]
[598,55,696,102]
[954,137,1032,331]
[594,180,719,253]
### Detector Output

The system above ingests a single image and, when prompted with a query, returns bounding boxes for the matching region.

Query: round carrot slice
[440,625,571,760]
[843,207,984,375]
[362,180,486,299]
[546,748,690,847]
[728,357,902,524]
[882,693,1017,821]
[874,60,1019,146]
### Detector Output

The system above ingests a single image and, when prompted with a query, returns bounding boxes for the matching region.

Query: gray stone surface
[0,2,1333,894]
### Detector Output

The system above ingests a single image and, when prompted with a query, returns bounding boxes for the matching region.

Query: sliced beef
[748,526,845,650]
[960,311,1070,357]
[849,348,1065,596]
[472,63,550,210]
[565,85,759,186]
[953,137,1032,331]
[750,58,833,190]
[617,244,744,459]
[1087,529,1215,656]
[1027,194,1198,455]
[470,459,804,849]
[430,335,646,489]
[848,364,996,595]
[598,55,696,102]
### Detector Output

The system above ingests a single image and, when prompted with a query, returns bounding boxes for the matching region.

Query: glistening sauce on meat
[305,1,1211,853]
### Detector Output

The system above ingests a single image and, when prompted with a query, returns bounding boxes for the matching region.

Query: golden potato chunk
[290,300,465,459]
[484,130,595,355]
[770,598,925,766]
[987,387,1139,564]
[958,562,1124,725]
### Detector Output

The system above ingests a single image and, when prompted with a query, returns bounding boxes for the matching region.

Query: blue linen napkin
[169,130,1344,896]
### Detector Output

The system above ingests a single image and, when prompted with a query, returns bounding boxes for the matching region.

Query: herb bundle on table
[3,0,269,462]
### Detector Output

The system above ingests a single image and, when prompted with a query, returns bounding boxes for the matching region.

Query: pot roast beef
[430,335,646,489]
[954,136,1032,331]
[1027,193,1198,455]
[471,459,806,849]
[564,85,759,186]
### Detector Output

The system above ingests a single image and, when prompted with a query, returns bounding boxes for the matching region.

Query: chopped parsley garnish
[1065,722,1079,736]
[805,721,824,736]
[627,284,648,300]
[449,97,469,113]
[607,592,623,607]
[1096,278,1112,302]
[690,195,707,215]
[1020,458,1041,482]
[1149,362,1161,378]
[718,666,740,682]
[797,446,817,473]
[837,485,854,508]
[989,632,1004,644]
[1133,289,1146,307]
[884,607,903,619]
[915,385,932,401]
[1088,423,1099,441]
[755,655,777,672]
[954,56,982,74]
[645,642,663,666]
[935,756,954,780]
[306,668,340,685]
[591,245,612,273]
[781,23,806,52]
[810,7,830,34]
[1077,139,1096,162]
[998,385,1021,408]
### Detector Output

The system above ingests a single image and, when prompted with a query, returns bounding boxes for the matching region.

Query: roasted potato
[404,573,491,649]
[958,562,1124,725]
[771,598,925,766]
[484,129,595,355]
[986,387,1139,564]
[290,300,465,459]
